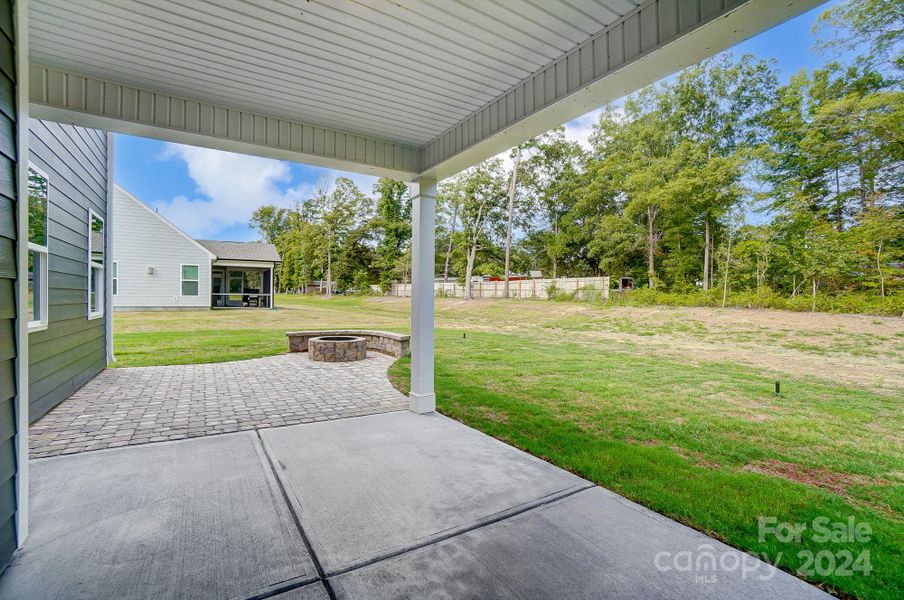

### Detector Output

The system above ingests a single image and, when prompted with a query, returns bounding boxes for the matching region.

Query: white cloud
[153,107,604,239]
[155,144,293,239]
[492,106,607,171]
[153,144,379,240]
[283,170,380,205]
[563,107,603,150]
[322,170,381,197]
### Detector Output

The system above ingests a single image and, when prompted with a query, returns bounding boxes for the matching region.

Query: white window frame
[27,164,50,333]
[112,261,119,296]
[180,263,200,297]
[87,209,105,320]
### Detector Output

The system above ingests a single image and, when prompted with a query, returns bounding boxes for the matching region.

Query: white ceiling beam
[28,64,420,179]
[419,0,826,180]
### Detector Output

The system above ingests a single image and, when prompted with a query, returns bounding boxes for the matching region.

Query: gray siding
[0,0,18,572]
[27,120,108,422]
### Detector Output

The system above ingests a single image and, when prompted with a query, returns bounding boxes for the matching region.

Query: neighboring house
[112,185,280,310]
[195,240,281,308]
[111,185,215,311]
[27,120,113,422]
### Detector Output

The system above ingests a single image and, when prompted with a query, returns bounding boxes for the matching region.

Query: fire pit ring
[307,335,367,362]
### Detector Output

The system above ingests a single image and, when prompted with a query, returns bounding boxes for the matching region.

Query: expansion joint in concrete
[254,430,338,600]
[324,483,597,579]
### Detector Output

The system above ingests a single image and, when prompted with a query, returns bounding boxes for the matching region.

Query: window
[181,264,199,296]
[28,166,49,332]
[112,261,118,295]
[88,210,104,319]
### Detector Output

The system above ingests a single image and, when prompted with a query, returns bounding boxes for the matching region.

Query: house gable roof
[114,185,280,263]
[113,184,217,259]
[196,239,281,263]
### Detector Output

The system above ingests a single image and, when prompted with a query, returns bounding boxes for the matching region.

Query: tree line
[250,0,902,311]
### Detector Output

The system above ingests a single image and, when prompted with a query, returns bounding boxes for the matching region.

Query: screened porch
[211,265,274,309]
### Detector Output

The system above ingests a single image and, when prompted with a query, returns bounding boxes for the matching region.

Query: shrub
[353,285,380,297]
[573,284,601,302]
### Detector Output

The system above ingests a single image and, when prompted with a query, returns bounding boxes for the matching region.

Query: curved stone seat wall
[287,330,410,358]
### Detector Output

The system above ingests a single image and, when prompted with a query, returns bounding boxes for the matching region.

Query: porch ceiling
[29,0,629,146]
[27,0,824,179]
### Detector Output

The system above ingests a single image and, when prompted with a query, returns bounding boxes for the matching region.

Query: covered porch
[211,263,275,309]
[17,0,826,417]
[5,0,830,596]
[197,240,281,309]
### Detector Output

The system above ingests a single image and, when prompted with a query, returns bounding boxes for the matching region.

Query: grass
[115,329,286,366]
[113,294,903,599]
[390,333,903,600]
[113,296,408,367]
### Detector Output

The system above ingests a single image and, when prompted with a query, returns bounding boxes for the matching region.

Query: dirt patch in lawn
[472,406,511,425]
[668,445,721,469]
[744,460,866,495]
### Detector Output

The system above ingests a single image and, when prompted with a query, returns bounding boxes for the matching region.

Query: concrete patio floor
[1,411,832,600]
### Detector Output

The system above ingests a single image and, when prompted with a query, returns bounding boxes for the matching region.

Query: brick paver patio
[29,353,408,458]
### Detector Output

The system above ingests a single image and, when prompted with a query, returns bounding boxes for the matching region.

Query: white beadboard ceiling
[28,0,637,147]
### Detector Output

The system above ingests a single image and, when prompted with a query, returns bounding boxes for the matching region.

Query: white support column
[104,132,115,364]
[14,0,30,547]
[408,175,436,414]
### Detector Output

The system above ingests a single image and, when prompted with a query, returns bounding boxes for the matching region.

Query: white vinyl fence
[389,277,609,300]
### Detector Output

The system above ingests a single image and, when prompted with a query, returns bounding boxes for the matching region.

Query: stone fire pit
[308,335,367,362]
[288,330,409,358]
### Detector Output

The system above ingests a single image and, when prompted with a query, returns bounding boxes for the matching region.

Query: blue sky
[114,0,845,242]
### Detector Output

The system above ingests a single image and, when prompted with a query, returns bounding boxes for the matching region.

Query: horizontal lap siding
[27,119,108,422]
[112,186,212,309]
[0,0,17,571]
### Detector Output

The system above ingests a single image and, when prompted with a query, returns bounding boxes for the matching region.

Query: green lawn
[391,334,902,600]
[114,294,903,599]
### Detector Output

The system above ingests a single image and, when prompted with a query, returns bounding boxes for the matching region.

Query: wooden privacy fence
[389,277,609,300]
